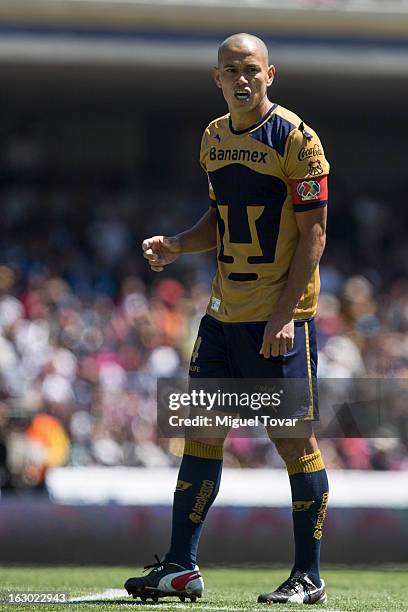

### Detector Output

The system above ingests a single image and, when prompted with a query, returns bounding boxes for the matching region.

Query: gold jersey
[200,104,330,323]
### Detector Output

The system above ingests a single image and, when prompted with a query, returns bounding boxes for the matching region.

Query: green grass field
[0,567,407,612]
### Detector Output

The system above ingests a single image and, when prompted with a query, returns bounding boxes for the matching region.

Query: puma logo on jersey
[209,146,267,164]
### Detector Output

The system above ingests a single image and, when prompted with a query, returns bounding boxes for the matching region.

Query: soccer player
[125,33,329,605]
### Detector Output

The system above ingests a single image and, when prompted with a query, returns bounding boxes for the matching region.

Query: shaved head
[213,32,275,130]
[218,33,269,66]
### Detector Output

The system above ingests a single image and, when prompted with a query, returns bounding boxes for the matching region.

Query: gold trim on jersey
[248,105,277,134]
[304,321,314,420]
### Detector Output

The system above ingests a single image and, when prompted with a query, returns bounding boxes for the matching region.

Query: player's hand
[142,235,181,272]
[260,317,294,358]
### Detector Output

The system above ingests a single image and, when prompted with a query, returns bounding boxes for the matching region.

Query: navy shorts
[189,314,318,421]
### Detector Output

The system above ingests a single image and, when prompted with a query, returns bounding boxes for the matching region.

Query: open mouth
[234,90,250,101]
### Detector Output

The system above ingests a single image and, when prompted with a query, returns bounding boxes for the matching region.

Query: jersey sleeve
[284,125,330,213]
[200,127,216,205]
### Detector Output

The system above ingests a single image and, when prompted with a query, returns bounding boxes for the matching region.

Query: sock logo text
[189,479,215,524]
[313,492,329,540]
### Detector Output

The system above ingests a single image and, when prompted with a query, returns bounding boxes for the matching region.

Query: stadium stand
[0,0,408,563]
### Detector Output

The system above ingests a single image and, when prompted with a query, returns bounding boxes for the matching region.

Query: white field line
[68,589,342,611]
[68,589,126,601]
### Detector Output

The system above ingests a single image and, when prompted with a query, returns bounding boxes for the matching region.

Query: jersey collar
[229,103,277,136]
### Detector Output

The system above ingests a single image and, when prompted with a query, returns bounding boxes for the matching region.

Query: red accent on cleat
[171,571,201,591]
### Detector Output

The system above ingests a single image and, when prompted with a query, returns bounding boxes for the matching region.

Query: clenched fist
[260,317,295,358]
[142,236,181,272]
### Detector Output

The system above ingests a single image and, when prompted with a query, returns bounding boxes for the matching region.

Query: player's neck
[229,98,273,132]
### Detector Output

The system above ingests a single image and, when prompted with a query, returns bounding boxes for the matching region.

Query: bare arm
[177,206,218,253]
[274,206,326,317]
[260,206,327,357]
[142,207,217,272]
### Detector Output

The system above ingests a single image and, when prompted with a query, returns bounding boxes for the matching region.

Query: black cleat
[124,555,204,602]
[258,571,327,604]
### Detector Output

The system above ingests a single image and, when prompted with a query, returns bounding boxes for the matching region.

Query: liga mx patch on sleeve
[290,176,328,212]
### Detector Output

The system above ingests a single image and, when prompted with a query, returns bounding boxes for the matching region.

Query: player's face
[214,47,275,118]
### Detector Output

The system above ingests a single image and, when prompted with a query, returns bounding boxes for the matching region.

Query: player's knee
[274,439,300,462]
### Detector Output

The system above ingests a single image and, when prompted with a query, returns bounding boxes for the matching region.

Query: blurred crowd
[0,187,407,495]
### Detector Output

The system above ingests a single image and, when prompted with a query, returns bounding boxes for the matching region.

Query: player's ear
[213,67,222,89]
[267,65,276,87]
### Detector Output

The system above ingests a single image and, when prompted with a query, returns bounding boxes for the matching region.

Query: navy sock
[165,440,223,569]
[286,451,329,588]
